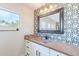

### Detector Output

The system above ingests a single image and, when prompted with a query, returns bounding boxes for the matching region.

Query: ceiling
[25,3,45,10]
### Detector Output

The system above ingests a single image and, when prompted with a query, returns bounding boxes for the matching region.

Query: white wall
[0,3,34,56]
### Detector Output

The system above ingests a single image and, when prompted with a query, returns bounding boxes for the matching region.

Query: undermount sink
[42,40,52,43]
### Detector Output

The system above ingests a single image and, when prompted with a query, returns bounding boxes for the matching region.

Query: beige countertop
[24,35,79,56]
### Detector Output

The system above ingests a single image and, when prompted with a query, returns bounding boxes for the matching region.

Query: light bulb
[49,5,53,9]
[40,10,43,13]
[54,5,57,8]
[44,8,48,11]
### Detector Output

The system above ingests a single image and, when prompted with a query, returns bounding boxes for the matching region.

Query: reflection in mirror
[39,12,60,30]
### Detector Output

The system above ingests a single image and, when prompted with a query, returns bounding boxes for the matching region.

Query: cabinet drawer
[25,40,33,46]
[35,43,49,53]
[25,40,31,44]
[25,45,36,56]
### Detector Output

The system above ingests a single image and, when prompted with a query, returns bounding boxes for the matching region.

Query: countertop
[24,35,79,56]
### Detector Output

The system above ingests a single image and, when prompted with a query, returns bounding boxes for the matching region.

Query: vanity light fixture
[40,8,48,14]
[39,4,53,14]
[39,4,60,15]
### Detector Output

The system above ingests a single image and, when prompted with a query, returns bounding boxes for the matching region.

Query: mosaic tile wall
[34,3,79,47]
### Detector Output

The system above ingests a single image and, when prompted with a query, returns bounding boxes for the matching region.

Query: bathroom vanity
[24,35,79,56]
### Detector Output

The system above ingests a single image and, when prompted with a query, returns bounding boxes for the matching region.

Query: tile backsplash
[34,3,79,47]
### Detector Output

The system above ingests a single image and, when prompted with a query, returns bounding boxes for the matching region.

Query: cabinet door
[25,40,36,56]
[25,48,32,56]
[35,43,49,53]
[31,42,50,56]
[49,49,67,56]
[31,42,39,56]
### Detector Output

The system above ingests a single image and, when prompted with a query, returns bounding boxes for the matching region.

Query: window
[0,9,19,31]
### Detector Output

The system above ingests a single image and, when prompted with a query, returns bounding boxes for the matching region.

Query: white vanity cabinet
[25,40,49,56]
[49,49,67,56]
[24,40,67,56]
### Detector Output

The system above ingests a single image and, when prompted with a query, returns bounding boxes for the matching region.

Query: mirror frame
[37,7,64,34]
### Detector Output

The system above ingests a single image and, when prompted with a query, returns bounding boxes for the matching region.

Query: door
[33,43,50,56]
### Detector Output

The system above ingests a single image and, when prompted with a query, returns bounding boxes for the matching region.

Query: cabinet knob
[57,54,59,56]
[27,41,29,43]
[25,53,30,56]
[26,46,29,48]
[36,50,38,56]
[39,52,41,56]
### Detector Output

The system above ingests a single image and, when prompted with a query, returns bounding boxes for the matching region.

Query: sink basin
[42,40,52,43]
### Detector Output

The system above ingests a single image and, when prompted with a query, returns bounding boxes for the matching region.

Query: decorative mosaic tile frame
[34,3,79,47]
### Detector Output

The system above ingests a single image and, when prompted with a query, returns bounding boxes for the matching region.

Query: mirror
[37,8,64,34]
[39,13,60,30]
